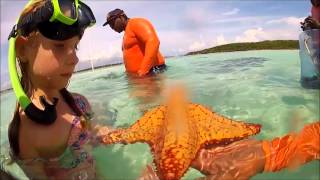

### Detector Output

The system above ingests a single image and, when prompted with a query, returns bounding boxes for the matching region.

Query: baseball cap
[102,8,124,26]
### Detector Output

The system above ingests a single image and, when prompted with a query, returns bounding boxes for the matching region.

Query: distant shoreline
[75,62,123,73]
[186,40,299,56]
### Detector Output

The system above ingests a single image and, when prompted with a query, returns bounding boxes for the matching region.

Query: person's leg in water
[126,65,167,115]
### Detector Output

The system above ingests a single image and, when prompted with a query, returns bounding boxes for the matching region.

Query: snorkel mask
[8,0,96,125]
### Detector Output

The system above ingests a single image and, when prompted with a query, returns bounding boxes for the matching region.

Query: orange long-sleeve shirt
[122,18,165,74]
[262,121,320,172]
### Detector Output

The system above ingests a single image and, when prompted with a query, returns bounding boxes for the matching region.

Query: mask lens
[78,2,96,27]
[58,0,77,19]
[38,21,81,40]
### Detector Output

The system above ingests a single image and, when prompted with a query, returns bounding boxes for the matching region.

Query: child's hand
[90,125,112,146]
[96,126,112,137]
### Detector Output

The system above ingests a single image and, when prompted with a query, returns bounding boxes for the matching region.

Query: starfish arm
[154,114,202,180]
[102,128,127,144]
[102,106,166,145]
[156,142,201,180]
[189,104,261,147]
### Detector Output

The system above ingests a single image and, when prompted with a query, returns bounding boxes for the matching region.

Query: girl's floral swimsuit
[16,95,96,180]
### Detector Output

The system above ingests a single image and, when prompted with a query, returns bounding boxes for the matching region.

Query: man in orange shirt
[103,9,166,77]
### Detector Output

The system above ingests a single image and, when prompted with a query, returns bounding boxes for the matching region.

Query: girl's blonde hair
[9,0,45,157]
[20,0,47,19]
[9,0,89,157]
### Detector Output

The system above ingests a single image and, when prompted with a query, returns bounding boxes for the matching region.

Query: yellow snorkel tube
[8,35,58,123]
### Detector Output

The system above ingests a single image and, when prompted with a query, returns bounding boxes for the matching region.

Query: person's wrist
[261,140,271,172]
[256,141,267,173]
[138,69,149,76]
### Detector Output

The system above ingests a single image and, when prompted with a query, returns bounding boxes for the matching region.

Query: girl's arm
[71,93,112,145]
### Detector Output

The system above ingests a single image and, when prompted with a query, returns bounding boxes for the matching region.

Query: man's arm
[192,139,265,180]
[263,121,320,172]
[192,121,320,179]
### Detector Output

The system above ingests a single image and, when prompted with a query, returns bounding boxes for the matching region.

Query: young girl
[7,0,108,179]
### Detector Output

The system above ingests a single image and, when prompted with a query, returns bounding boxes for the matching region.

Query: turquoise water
[1,50,319,179]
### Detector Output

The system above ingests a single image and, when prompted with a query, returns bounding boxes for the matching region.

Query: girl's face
[19,33,80,90]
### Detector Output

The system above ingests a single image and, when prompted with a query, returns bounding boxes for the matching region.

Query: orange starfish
[102,87,261,180]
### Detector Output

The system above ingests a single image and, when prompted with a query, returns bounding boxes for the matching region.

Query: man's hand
[192,139,265,180]
[301,16,320,30]
[306,18,320,29]
[138,69,149,77]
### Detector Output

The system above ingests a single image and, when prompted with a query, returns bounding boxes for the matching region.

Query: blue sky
[0,0,310,90]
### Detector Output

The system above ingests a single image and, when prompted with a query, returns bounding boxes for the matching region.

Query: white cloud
[235,28,269,42]
[188,41,207,51]
[266,16,304,26]
[222,8,240,16]
[76,26,123,62]
[216,34,228,45]
[235,26,300,43]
